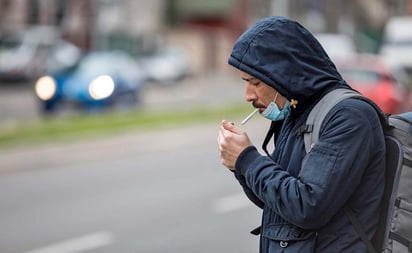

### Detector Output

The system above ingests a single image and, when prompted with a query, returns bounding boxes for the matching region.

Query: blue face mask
[261,93,291,121]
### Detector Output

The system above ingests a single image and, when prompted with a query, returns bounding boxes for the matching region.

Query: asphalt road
[0,93,271,253]
[0,72,269,252]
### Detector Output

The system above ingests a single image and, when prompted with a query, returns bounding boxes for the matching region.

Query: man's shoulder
[331,97,381,120]
[322,97,384,133]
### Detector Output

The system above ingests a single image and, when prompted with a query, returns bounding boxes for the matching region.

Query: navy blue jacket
[228,16,385,252]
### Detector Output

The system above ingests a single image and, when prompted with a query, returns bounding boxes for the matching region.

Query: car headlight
[35,76,56,101]
[89,75,115,100]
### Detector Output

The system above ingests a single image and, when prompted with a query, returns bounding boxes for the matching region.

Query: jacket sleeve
[234,100,385,230]
[233,146,265,209]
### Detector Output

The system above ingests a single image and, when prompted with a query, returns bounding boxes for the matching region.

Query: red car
[338,54,412,114]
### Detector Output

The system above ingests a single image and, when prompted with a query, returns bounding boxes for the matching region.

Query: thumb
[221,120,243,134]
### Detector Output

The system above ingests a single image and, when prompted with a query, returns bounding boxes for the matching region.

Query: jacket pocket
[300,142,338,188]
[262,223,317,252]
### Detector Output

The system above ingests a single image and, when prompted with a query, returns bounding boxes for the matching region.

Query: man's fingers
[221,120,243,135]
[217,129,225,147]
[219,125,235,146]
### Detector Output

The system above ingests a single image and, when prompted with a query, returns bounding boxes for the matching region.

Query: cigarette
[241,108,259,125]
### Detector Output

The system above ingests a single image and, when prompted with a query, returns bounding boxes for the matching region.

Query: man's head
[228,16,348,110]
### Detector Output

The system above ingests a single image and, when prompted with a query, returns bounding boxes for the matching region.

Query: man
[217,16,385,252]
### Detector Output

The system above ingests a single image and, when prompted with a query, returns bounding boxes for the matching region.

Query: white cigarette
[241,108,259,125]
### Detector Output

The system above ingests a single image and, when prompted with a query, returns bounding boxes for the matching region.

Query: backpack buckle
[297,124,313,136]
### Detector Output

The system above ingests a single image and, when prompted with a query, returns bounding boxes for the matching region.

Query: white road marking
[213,193,253,213]
[25,231,114,253]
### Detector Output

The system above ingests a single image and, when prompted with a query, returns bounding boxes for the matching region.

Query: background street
[0,76,270,253]
[0,73,243,124]
[2,0,411,251]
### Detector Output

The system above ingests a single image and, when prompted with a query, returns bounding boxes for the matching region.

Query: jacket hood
[228,16,350,110]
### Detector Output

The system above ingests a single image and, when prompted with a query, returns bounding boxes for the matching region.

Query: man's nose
[245,86,257,102]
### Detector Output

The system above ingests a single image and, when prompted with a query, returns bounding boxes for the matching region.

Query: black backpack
[303,88,412,252]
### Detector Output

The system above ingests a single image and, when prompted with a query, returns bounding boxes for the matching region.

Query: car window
[78,55,116,74]
[0,37,21,50]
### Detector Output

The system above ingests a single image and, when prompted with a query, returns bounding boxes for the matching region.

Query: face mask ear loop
[273,91,287,110]
[274,91,288,110]
[273,91,290,110]
[284,96,290,108]
[273,92,279,105]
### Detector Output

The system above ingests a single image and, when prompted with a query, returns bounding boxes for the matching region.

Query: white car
[139,47,191,84]
[314,33,357,64]
[379,16,412,79]
[0,26,81,82]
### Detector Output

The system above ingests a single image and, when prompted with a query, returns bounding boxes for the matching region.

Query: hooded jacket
[228,16,385,252]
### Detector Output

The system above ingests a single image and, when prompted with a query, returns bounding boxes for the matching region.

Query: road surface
[0,116,270,253]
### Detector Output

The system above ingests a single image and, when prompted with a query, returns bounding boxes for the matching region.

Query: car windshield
[341,69,382,84]
[77,54,119,74]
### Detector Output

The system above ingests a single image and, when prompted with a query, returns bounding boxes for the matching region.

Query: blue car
[34,51,146,113]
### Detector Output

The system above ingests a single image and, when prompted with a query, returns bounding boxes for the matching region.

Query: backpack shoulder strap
[304,88,363,153]
[344,206,377,253]
[305,88,393,253]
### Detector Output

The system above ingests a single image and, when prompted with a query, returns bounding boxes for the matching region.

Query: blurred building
[0,0,92,49]
[0,0,411,74]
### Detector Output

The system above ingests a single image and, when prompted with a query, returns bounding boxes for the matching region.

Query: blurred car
[380,16,412,78]
[338,54,412,114]
[315,33,357,64]
[46,39,83,74]
[34,51,146,113]
[138,47,191,84]
[0,26,79,82]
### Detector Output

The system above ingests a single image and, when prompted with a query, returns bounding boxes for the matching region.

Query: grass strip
[0,103,250,148]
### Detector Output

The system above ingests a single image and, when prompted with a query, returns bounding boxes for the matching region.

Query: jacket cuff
[235,146,261,175]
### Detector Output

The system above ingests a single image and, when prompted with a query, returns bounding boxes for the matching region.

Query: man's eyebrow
[241,77,258,82]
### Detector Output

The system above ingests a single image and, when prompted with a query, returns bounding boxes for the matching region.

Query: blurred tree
[352,0,387,53]
[165,0,179,26]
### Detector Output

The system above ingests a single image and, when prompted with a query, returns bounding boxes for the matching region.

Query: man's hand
[217,120,253,170]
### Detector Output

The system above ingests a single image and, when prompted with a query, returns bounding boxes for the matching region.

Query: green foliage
[0,104,249,148]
